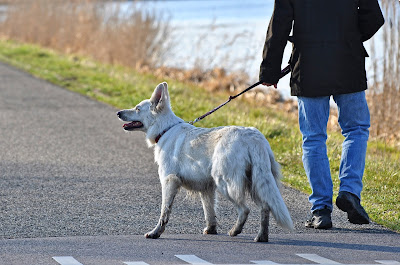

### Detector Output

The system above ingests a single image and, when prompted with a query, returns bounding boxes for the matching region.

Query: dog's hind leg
[228,197,250,237]
[221,183,249,237]
[214,176,249,237]
[254,207,270,242]
[200,189,218,235]
[145,174,181,239]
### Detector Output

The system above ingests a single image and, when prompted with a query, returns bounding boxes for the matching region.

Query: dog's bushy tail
[250,141,294,231]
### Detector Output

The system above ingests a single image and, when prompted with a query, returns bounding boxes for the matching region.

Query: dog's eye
[135,107,140,112]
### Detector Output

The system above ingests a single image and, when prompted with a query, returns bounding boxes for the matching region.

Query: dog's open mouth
[123,121,143,131]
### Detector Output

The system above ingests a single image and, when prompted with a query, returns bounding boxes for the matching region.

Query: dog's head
[117,82,172,133]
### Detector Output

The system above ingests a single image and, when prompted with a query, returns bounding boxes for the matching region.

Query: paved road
[0,62,398,265]
[1,233,400,265]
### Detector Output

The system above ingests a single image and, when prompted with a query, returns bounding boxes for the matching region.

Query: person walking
[259,0,384,229]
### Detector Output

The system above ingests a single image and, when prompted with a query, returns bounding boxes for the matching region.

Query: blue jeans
[298,91,370,212]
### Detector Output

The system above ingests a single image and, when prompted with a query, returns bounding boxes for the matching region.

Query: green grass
[0,40,398,232]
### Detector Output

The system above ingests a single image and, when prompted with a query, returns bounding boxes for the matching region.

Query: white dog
[117,82,293,242]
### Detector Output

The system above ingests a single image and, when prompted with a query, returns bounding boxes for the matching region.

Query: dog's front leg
[145,174,181,239]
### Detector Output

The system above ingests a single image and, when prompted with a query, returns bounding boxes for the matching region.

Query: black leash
[189,65,291,125]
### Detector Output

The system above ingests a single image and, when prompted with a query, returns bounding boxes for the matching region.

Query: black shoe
[336,191,370,224]
[305,208,333,229]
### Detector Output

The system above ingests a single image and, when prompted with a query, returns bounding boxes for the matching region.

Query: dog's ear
[150,82,170,112]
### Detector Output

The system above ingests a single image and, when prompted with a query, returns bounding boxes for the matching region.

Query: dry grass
[0,0,172,69]
[367,0,400,145]
[0,0,253,93]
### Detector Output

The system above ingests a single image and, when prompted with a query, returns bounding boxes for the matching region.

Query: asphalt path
[0,62,398,265]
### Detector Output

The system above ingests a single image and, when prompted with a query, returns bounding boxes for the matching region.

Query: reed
[0,0,172,69]
[367,0,400,145]
[0,0,253,93]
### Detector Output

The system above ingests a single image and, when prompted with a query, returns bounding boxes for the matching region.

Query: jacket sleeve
[358,0,385,42]
[259,0,293,84]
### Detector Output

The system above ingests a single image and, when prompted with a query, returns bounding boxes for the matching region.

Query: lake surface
[111,0,294,97]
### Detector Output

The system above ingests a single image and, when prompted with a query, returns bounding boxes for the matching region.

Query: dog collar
[155,129,168,144]
[154,122,182,144]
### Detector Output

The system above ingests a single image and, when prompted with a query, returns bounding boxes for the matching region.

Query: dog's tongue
[123,121,142,129]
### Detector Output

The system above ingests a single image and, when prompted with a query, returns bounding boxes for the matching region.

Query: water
[110,0,294,97]
[136,0,274,22]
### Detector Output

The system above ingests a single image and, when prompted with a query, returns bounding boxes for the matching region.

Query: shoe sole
[336,197,369,224]
[305,220,332,229]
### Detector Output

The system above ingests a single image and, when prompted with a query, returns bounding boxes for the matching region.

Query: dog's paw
[203,226,217,235]
[144,232,160,239]
[228,227,242,237]
[254,234,269,242]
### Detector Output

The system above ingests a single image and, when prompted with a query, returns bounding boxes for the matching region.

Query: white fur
[117,82,293,242]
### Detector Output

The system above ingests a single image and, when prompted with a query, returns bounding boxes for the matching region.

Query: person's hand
[262,83,277,88]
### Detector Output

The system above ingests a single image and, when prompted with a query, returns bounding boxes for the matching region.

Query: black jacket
[259,0,384,97]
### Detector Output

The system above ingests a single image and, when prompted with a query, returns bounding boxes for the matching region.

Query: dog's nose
[117,111,122,118]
